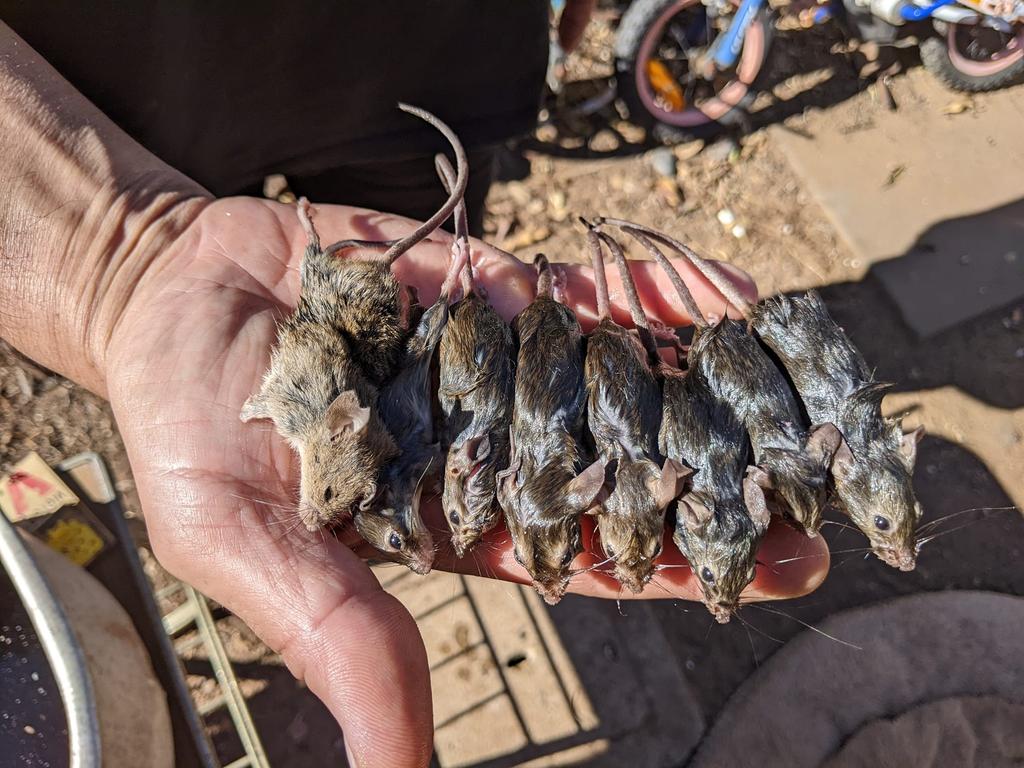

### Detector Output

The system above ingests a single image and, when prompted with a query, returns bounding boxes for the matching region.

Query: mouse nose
[708,600,736,624]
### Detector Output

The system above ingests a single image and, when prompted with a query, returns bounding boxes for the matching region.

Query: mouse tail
[434,153,473,300]
[591,228,664,366]
[380,104,469,265]
[611,226,709,331]
[534,253,554,299]
[296,197,321,251]
[598,217,753,321]
[580,218,612,322]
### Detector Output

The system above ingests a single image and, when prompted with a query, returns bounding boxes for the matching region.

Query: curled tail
[381,104,468,264]
[320,104,469,265]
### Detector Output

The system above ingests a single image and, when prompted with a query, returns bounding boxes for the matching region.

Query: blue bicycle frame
[709,0,768,69]
[706,0,958,70]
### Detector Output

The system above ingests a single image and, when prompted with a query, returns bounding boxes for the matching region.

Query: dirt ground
[1,8,1022,767]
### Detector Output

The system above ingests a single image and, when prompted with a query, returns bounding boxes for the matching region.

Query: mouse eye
[604,543,616,558]
[874,515,891,531]
[561,548,575,568]
[700,566,715,584]
[449,509,460,525]
[323,487,333,503]
[388,532,403,550]
[652,541,663,559]
[513,549,525,567]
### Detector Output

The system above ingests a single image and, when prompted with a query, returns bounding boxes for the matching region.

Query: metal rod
[0,515,101,768]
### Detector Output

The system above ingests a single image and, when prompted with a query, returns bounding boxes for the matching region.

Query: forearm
[0,22,210,396]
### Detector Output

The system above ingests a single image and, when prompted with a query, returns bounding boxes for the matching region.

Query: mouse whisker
[769,552,830,565]
[747,604,862,650]
[917,505,1017,532]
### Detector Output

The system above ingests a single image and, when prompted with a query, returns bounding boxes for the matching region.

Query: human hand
[103,197,829,767]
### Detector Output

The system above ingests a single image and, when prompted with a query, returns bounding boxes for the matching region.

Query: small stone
[717,209,736,227]
[647,146,677,178]
[731,224,747,239]
[781,223,794,236]
[23,725,35,736]
[704,136,740,163]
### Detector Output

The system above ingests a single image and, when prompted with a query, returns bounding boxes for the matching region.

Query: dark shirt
[3,2,548,199]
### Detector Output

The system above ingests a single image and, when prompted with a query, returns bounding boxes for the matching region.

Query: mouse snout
[614,560,654,595]
[875,544,916,572]
[708,600,737,624]
[533,578,570,605]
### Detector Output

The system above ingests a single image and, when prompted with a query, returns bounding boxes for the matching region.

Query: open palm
[103,196,829,768]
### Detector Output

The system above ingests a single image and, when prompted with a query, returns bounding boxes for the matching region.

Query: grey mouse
[353,156,472,574]
[611,221,842,537]
[606,220,924,570]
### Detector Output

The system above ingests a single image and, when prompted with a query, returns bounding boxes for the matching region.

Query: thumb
[142,481,434,767]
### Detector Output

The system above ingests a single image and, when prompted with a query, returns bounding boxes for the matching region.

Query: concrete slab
[374,567,705,767]
[771,70,1024,337]
[691,591,1024,768]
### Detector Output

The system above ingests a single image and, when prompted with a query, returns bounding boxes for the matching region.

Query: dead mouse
[353,154,473,574]
[241,103,467,532]
[435,156,516,557]
[659,362,769,623]
[580,223,690,593]
[317,103,469,386]
[608,221,923,571]
[610,229,768,622]
[240,198,399,531]
[497,254,606,605]
[612,222,841,537]
[753,292,924,570]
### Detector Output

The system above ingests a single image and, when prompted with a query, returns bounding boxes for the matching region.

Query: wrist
[67,176,211,396]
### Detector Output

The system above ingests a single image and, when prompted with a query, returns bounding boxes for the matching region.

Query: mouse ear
[742,470,771,533]
[240,393,270,423]
[677,493,712,531]
[326,390,371,438]
[829,436,855,481]
[565,459,607,513]
[805,422,843,465]
[899,425,925,469]
[651,458,692,510]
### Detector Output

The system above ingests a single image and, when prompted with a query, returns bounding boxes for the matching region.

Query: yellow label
[0,453,79,522]
[44,519,105,567]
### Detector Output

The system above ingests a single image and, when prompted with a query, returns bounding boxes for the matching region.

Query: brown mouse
[241,104,467,532]
[610,221,841,537]
[607,221,924,570]
[240,198,399,530]
[579,223,690,593]
[435,156,516,557]
[497,254,606,605]
[316,103,469,386]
